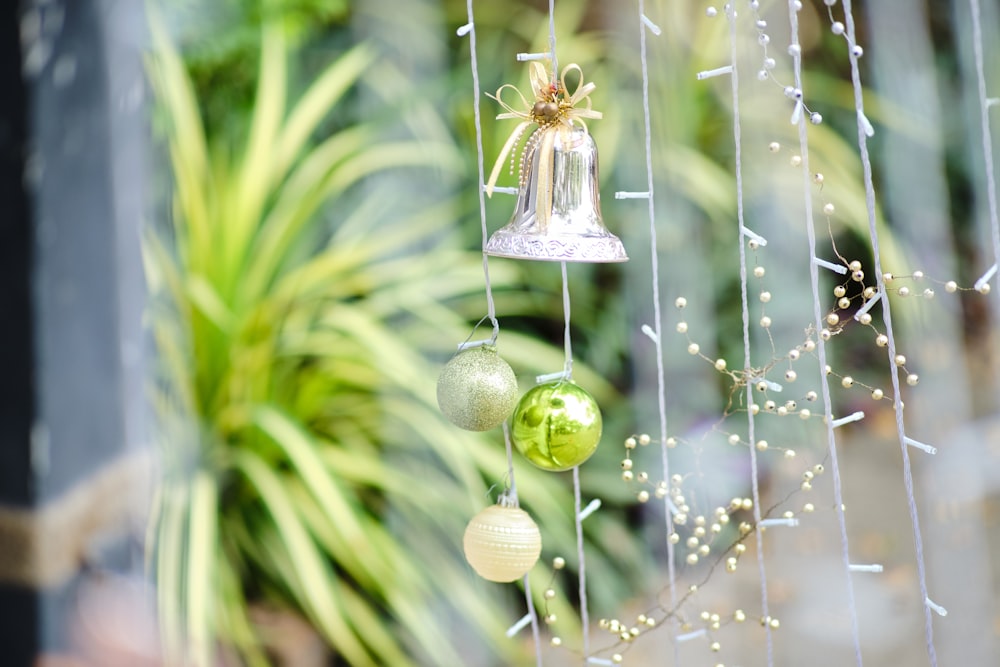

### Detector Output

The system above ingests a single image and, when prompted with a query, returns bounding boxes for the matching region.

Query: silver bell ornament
[437,345,518,431]
[463,498,542,583]
[484,62,627,263]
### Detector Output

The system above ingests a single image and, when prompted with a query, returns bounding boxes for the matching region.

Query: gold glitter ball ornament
[510,381,602,471]
[437,345,518,431]
[463,501,542,582]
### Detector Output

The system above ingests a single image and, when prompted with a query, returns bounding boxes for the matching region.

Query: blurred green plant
[144,2,649,664]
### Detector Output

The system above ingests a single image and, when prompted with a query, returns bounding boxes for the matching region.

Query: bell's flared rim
[485,228,629,263]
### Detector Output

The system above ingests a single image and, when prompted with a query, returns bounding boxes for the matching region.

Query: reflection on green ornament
[510,381,602,471]
[437,345,519,431]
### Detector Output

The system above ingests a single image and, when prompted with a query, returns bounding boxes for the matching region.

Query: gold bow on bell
[485,62,603,228]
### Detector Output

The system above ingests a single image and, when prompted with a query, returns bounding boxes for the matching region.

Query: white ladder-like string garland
[786,2,864,665]
[839,0,943,663]
[457,1,544,663]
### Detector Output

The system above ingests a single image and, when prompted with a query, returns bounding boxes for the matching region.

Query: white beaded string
[969,0,1000,301]
[725,6,772,664]
[460,2,541,660]
[635,0,678,653]
[787,3,863,665]
[840,1,939,663]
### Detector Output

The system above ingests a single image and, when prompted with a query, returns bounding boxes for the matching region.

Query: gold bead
[826,313,840,326]
[894,354,906,366]
[550,637,561,647]
[638,433,651,446]
[686,553,699,565]
[624,436,637,449]
[838,297,851,309]
[824,203,836,215]
[872,388,884,400]
[621,458,633,470]
[637,490,650,503]
[833,285,847,298]
[906,373,919,386]
[734,609,746,622]
[876,334,888,347]
[544,588,556,599]
[754,266,766,278]
[687,342,700,355]
[945,280,958,293]
[756,439,768,451]
[622,470,634,482]
[841,376,854,388]
[675,297,688,308]
[676,321,688,333]
[553,556,566,570]
[715,358,728,371]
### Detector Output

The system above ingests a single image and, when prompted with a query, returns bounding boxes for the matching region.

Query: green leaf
[235,449,374,666]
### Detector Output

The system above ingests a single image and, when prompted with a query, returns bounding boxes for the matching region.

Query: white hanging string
[558,260,591,660]
[548,0,558,79]
[461,2,541,662]
[969,0,1000,303]
[786,4,863,665]
[725,6,772,664]
[840,1,939,664]
[463,0,499,343]
[635,0,678,652]
[545,0,590,652]
[561,262,575,378]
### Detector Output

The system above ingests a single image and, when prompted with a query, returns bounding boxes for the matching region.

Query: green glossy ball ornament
[437,345,518,431]
[510,381,602,471]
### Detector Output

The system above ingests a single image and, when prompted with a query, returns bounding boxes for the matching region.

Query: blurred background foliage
[148,0,1000,664]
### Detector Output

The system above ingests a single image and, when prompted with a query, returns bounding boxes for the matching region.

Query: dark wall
[0,0,148,661]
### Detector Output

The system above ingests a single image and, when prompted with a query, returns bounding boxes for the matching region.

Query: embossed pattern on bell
[486,125,628,263]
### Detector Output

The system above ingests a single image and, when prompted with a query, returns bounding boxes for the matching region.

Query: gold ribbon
[485,63,602,231]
